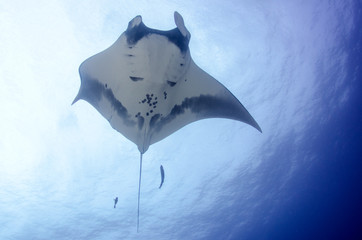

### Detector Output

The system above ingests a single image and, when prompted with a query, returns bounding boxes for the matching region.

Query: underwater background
[1,0,361,239]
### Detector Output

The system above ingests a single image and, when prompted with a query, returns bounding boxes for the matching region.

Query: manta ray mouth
[167,80,177,87]
[129,76,144,81]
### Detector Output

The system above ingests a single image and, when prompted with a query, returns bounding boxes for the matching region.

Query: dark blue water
[206,3,362,238]
[255,88,362,239]
[236,7,362,239]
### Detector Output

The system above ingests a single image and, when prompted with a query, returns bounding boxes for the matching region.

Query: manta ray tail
[137,153,143,233]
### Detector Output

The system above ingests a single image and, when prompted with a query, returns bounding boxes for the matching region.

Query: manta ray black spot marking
[105,83,108,88]
[163,91,167,99]
[129,76,144,81]
[126,54,134,57]
[167,81,177,87]
[180,63,184,66]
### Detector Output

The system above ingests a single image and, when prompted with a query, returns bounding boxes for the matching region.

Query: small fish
[159,165,165,189]
[114,197,118,208]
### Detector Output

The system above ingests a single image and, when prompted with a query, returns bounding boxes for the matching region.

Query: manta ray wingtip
[71,97,78,105]
[248,117,262,133]
[255,124,262,133]
[71,92,81,105]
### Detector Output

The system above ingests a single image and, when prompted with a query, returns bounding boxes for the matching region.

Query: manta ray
[73,11,261,231]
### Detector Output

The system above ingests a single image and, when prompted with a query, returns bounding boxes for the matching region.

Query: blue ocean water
[234,6,362,239]
[259,13,360,240]
[0,1,361,239]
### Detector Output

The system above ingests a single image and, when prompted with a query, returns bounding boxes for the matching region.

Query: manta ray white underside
[73,11,261,153]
